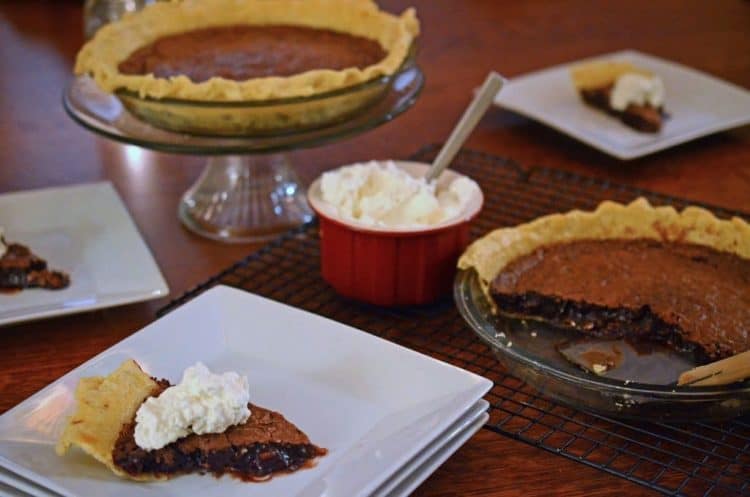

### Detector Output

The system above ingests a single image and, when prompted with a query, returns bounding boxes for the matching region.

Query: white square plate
[0,286,492,497]
[0,403,489,497]
[494,50,750,160]
[385,412,488,497]
[371,400,488,497]
[0,182,168,326]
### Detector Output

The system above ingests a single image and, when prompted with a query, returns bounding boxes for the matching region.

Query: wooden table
[1,1,748,495]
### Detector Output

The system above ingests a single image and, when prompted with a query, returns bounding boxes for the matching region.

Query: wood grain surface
[1,1,749,496]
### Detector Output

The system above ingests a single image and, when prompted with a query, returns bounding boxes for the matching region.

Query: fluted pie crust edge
[458,198,750,304]
[75,0,419,102]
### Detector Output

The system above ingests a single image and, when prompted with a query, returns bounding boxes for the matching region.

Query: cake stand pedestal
[63,66,423,242]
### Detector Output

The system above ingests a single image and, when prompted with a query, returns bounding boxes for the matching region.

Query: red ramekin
[308,161,483,306]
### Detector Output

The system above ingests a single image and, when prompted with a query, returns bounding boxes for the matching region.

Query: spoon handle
[425,72,505,183]
[678,349,750,387]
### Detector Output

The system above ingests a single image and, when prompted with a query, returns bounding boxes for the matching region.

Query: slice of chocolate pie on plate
[56,360,326,482]
[571,61,666,132]
[458,198,750,364]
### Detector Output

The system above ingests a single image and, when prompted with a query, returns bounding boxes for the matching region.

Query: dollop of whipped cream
[320,161,479,227]
[134,362,251,451]
[609,73,665,111]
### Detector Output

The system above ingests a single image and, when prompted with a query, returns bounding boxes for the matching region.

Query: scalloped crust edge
[458,198,750,304]
[75,0,419,102]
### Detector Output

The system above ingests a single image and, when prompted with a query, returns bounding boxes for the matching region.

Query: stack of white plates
[0,286,492,497]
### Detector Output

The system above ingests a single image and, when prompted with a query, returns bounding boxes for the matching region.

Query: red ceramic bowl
[308,161,483,306]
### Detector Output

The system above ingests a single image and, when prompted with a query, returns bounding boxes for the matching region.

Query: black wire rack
[159,146,750,497]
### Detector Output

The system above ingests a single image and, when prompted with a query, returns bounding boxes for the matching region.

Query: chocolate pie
[458,199,750,362]
[74,0,419,135]
[0,239,69,291]
[57,361,326,482]
[77,0,417,101]
[571,61,665,132]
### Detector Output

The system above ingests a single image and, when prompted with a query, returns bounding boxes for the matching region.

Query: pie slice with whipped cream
[570,61,666,132]
[56,360,326,482]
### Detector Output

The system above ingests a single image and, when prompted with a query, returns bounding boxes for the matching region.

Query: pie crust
[56,360,161,481]
[75,0,419,102]
[458,198,750,304]
[570,61,652,91]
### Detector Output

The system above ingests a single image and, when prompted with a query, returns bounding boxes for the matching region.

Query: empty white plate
[0,182,168,326]
[0,286,492,497]
[494,49,750,160]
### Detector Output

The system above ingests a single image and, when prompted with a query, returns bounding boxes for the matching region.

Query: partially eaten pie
[458,199,750,362]
[74,0,419,135]
[56,360,326,481]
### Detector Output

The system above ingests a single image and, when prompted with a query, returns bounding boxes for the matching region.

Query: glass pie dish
[114,45,418,137]
[455,269,750,422]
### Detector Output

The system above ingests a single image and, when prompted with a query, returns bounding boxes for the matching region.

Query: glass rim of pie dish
[114,43,419,109]
[62,49,424,154]
[454,268,750,420]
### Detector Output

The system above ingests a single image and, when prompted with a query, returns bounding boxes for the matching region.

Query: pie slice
[0,239,70,291]
[570,61,665,132]
[458,199,750,362]
[56,360,326,482]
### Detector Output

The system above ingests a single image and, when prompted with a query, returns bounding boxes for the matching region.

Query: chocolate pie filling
[0,242,70,290]
[112,383,326,481]
[490,239,750,361]
[118,25,387,83]
[580,85,663,133]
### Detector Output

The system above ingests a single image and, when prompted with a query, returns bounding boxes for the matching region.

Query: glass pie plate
[115,62,403,138]
[64,45,422,153]
[455,269,750,422]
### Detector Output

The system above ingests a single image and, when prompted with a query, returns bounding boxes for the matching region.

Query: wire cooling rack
[159,146,750,497]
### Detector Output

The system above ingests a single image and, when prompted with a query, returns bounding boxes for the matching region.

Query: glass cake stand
[63,64,424,242]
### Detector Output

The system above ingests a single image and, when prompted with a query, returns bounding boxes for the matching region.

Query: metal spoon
[424,71,505,183]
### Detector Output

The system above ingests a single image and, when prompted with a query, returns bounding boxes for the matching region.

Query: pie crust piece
[570,61,652,91]
[76,0,419,102]
[56,360,162,481]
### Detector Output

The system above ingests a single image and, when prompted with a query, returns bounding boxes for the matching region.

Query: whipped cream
[134,363,251,451]
[320,161,479,228]
[609,73,665,111]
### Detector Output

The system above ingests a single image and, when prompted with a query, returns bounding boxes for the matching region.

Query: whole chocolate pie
[77,0,417,101]
[458,199,750,362]
[74,0,418,135]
